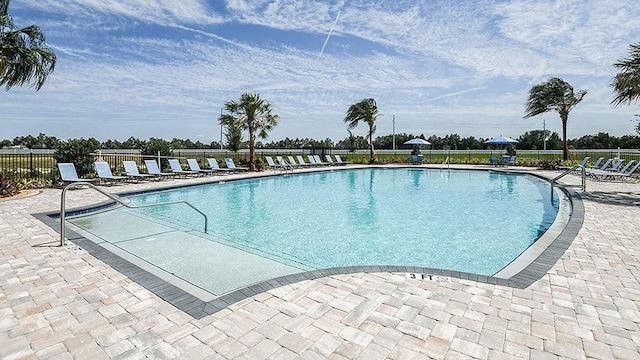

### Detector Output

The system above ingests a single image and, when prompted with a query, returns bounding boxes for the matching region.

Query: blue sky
[3,0,639,143]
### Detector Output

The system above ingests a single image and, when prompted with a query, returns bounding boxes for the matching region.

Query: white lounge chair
[592,160,636,181]
[588,157,605,169]
[586,158,614,177]
[186,159,216,175]
[276,156,294,169]
[265,156,292,172]
[123,161,155,180]
[307,155,318,166]
[168,159,199,176]
[58,163,94,184]
[618,160,635,174]
[334,155,351,165]
[94,161,128,184]
[144,159,174,178]
[324,155,337,165]
[289,156,310,167]
[287,156,298,167]
[207,158,234,173]
[562,156,591,173]
[313,155,330,166]
[265,156,280,169]
[605,161,640,182]
[224,158,249,171]
[297,155,312,167]
[607,159,625,172]
[578,156,590,168]
[608,160,633,175]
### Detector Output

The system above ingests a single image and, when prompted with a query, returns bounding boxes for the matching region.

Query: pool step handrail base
[60,182,208,246]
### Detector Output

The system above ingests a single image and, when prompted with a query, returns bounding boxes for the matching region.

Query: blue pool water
[124,168,559,276]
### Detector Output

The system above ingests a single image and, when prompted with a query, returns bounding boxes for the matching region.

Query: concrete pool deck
[1,165,639,359]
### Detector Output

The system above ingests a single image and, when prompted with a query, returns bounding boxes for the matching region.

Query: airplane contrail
[425,87,488,102]
[318,10,341,60]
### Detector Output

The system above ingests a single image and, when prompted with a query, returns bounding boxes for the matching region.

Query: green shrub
[238,157,264,171]
[141,138,173,169]
[54,138,101,178]
[538,159,561,170]
[0,173,19,197]
[17,178,52,190]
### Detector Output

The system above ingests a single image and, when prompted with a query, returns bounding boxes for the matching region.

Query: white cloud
[3,0,639,142]
[16,0,224,25]
[493,0,639,76]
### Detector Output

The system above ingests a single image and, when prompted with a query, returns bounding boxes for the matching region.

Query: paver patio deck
[1,165,639,359]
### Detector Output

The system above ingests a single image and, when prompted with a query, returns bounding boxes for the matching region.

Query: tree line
[3,130,640,151]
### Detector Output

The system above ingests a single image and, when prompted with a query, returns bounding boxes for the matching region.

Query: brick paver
[1,166,640,358]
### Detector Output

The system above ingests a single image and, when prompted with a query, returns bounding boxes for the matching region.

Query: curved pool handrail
[60,182,208,246]
[551,164,586,192]
[440,156,450,170]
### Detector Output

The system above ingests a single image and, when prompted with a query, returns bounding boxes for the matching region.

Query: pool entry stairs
[61,182,304,300]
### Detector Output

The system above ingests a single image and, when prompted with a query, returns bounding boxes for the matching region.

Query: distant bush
[538,159,562,170]
[141,138,173,156]
[239,157,264,171]
[141,138,173,169]
[17,178,52,190]
[54,138,101,178]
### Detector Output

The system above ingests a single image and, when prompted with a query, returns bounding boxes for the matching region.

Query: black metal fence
[0,149,57,183]
[2,148,639,184]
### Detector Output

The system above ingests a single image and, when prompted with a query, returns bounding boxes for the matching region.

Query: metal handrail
[60,182,208,246]
[440,156,450,170]
[275,162,294,174]
[551,165,586,193]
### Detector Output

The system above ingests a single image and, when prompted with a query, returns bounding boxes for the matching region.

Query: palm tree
[344,98,380,163]
[524,78,587,160]
[219,92,279,171]
[611,43,640,106]
[0,0,56,91]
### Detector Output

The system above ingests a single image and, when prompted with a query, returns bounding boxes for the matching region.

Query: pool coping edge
[33,168,584,319]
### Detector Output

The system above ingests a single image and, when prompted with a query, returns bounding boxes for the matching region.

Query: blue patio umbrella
[404,138,430,163]
[403,138,431,145]
[484,136,519,145]
[485,136,518,159]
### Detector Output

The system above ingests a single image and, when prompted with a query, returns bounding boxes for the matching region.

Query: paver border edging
[32,168,584,319]
[508,186,584,287]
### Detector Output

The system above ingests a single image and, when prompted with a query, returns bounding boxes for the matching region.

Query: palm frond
[344,98,378,130]
[611,43,640,106]
[256,114,279,139]
[1,0,9,17]
[524,77,586,118]
[218,114,237,126]
[0,2,56,91]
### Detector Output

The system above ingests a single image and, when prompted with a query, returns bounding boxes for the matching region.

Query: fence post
[30,150,34,175]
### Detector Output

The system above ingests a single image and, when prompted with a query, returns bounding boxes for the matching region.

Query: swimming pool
[70,168,561,288]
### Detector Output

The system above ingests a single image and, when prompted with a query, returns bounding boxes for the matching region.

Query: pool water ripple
[124,168,559,276]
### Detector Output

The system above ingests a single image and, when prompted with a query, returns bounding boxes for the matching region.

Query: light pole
[220,108,224,150]
[392,115,396,150]
[543,119,547,151]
